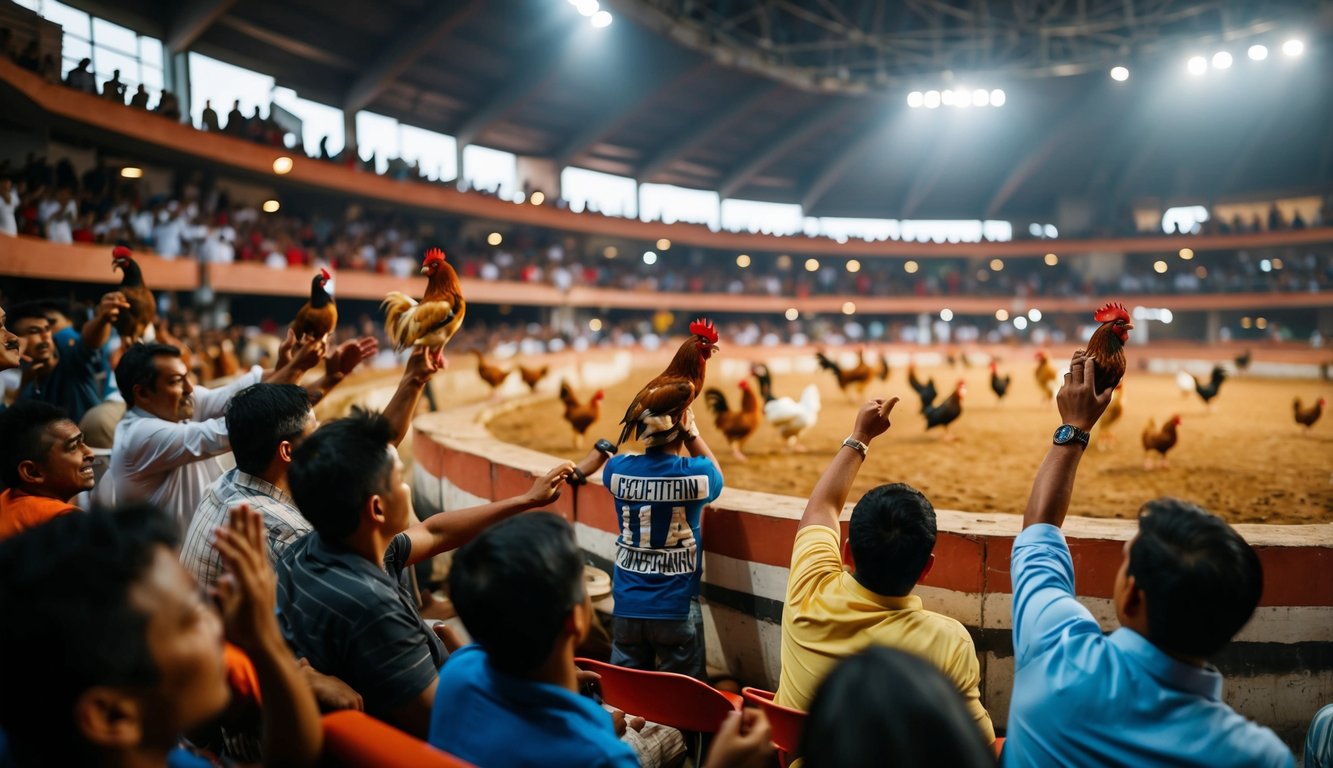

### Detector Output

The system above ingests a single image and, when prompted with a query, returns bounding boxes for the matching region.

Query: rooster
[382,247,466,367]
[1176,370,1196,399]
[989,360,1011,402]
[1096,383,1125,451]
[924,380,965,439]
[703,380,762,461]
[1085,302,1133,396]
[1191,365,1227,411]
[907,362,938,413]
[616,318,719,448]
[816,349,872,402]
[518,363,549,392]
[1293,397,1325,431]
[471,349,510,394]
[1034,351,1058,401]
[1235,349,1252,372]
[111,245,156,344]
[751,364,820,452]
[559,381,603,449]
[1142,415,1181,469]
[878,351,891,381]
[290,268,337,342]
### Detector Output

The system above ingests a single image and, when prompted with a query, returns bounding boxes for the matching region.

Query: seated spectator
[433,512,773,768]
[64,57,95,94]
[773,398,994,744]
[276,390,576,737]
[0,401,92,539]
[0,502,321,767]
[108,335,325,527]
[128,83,149,109]
[1005,351,1291,767]
[12,295,125,424]
[801,646,996,768]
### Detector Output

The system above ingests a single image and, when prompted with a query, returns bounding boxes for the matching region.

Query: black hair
[288,408,395,541]
[449,513,585,676]
[847,483,937,596]
[114,343,181,409]
[5,301,51,328]
[0,503,178,766]
[1128,498,1263,658]
[225,384,312,475]
[0,400,71,488]
[802,646,995,768]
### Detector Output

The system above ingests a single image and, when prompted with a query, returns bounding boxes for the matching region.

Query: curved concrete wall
[409,348,1333,748]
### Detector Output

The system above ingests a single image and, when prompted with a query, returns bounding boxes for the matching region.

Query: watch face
[1054,425,1075,443]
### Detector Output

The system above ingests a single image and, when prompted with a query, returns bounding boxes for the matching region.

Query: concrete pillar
[343,109,358,161]
[164,48,190,125]
[1206,310,1222,344]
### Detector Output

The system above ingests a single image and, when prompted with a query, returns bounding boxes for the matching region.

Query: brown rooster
[816,348,872,402]
[616,318,720,448]
[1096,383,1125,451]
[1294,397,1325,431]
[703,380,762,461]
[291,268,336,342]
[878,351,891,381]
[1034,351,1057,401]
[518,363,549,392]
[382,248,466,366]
[560,381,603,449]
[1142,415,1181,470]
[1086,301,1133,395]
[111,245,155,344]
[471,349,511,393]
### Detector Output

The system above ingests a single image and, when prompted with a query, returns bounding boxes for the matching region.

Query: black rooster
[1193,365,1227,410]
[908,363,938,413]
[989,360,1011,402]
[924,380,966,439]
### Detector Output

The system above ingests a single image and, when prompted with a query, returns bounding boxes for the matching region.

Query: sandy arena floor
[488,361,1333,524]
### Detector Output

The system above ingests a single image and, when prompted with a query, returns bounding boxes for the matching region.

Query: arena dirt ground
[487,361,1333,524]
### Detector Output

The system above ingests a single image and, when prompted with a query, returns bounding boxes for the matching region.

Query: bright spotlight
[642,251,657,265]
[602,246,617,259]
[574,0,598,16]
[995,309,1009,322]
[656,238,671,250]
[1153,260,1168,273]
[591,10,612,27]
[842,302,856,315]
[589,318,603,332]
[272,156,294,174]
[487,232,502,246]
[262,199,280,213]
[923,90,941,108]
[785,308,800,321]
[940,309,954,322]
[955,89,973,107]
[904,260,919,274]
[1160,309,1174,325]
[1028,308,1042,322]
[736,254,751,268]
[1110,66,1129,82]
[1212,51,1233,69]
[120,166,143,179]
[1013,316,1029,330]
[530,191,545,205]
[1044,253,1058,266]
[1248,44,1268,61]
[973,88,990,106]
[1187,56,1207,75]
[907,91,924,108]
[845,259,861,273]
[1282,39,1304,57]
[804,258,820,272]
[989,89,1006,106]
[989,258,1004,272]
[1179,248,1194,260]
[941,89,956,106]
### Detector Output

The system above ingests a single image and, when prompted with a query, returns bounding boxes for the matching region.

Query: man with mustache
[0,400,95,540]
[10,294,127,424]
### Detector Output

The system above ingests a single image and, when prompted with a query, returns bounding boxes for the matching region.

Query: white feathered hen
[751,364,821,452]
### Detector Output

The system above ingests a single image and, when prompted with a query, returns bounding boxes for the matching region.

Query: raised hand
[326,336,379,379]
[852,396,899,444]
[96,291,131,322]
[526,461,575,506]
[1058,351,1115,431]
[403,345,446,386]
[212,503,279,654]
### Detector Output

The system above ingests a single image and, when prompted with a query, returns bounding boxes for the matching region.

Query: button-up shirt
[181,468,311,589]
[108,367,261,527]
[1005,523,1293,767]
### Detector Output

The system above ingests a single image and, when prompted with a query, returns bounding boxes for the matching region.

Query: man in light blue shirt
[1006,350,1292,768]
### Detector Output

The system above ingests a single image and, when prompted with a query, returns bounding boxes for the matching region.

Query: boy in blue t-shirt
[602,408,722,680]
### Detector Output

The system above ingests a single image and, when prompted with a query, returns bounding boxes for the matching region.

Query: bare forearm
[81,313,113,350]
[302,373,344,405]
[1022,444,1085,529]
[684,434,718,465]
[799,443,863,531]
[383,379,426,447]
[247,629,322,767]
[407,495,537,565]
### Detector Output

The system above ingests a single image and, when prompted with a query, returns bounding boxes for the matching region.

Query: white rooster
[751,364,821,452]
[1176,369,1196,399]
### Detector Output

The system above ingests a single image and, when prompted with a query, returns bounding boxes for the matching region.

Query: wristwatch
[594,438,616,456]
[842,436,869,459]
[1053,424,1091,447]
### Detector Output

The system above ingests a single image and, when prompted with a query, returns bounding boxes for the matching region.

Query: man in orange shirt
[0,400,95,539]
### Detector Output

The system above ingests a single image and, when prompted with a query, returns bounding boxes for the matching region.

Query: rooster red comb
[1094,301,1131,323]
[689,318,718,344]
[319,268,330,281]
[112,245,131,260]
[422,247,447,265]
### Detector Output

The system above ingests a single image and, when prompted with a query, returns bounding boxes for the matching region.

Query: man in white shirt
[0,178,19,236]
[153,206,185,258]
[43,189,76,244]
[107,336,328,527]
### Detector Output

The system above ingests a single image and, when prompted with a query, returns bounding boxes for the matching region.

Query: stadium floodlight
[575,0,598,16]
[1282,39,1304,57]
[989,89,1006,106]
[923,90,941,108]
[955,88,973,107]
[973,88,990,106]
[1013,316,1028,330]
[1212,51,1233,69]
[642,251,657,265]
[941,89,956,106]
[1187,56,1207,75]
[1248,44,1268,61]
[907,91,924,108]
[591,10,612,27]
[1110,66,1129,81]
[939,309,954,322]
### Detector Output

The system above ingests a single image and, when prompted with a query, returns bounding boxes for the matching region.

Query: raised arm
[81,291,129,351]
[1022,352,1114,530]
[402,461,574,566]
[302,336,378,405]
[382,347,442,447]
[679,407,719,465]
[263,332,326,387]
[798,397,897,532]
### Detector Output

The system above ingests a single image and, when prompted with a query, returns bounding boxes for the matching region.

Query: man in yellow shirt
[774,397,994,744]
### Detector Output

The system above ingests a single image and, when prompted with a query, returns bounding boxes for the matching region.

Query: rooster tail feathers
[815,351,841,374]
[799,384,821,415]
[380,292,418,348]
[703,388,729,415]
[1094,301,1131,324]
[560,380,576,405]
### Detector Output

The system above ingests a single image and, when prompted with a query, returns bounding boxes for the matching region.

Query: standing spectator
[128,82,149,109]
[772,398,994,745]
[1003,352,1291,767]
[201,98,220,131]
[152,203,186,258]
[601,407,722,680]
[12,295,126,424]
[0,177,18,236]
[226,99,245,134]
[0,401,94,540]
[101,68,125,103]
[64,57,95,93]
[43,188,76,244]
[155,89,180,121]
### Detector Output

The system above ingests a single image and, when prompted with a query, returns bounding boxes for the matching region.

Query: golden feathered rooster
[382,248,466,366]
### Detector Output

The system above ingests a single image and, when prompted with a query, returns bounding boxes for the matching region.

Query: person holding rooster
[1005,350,1291,767]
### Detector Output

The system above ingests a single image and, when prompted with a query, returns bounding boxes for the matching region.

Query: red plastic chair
[320,710,477,767]
[741,686,806,768]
